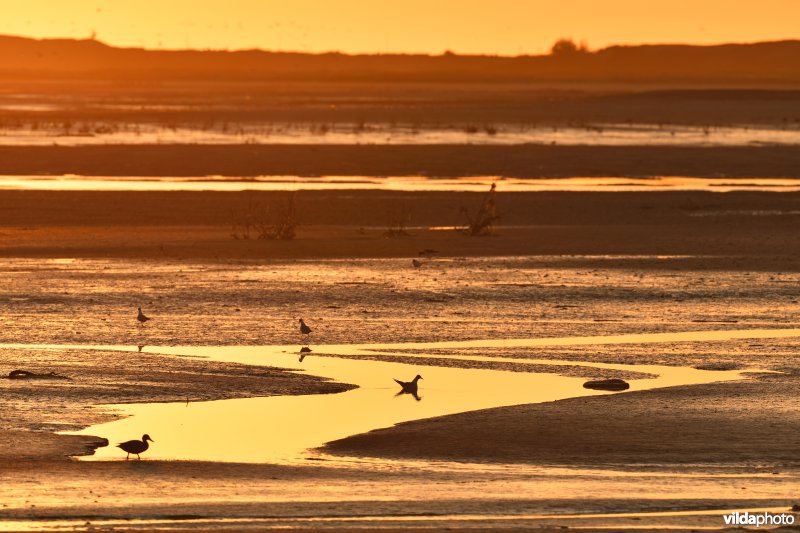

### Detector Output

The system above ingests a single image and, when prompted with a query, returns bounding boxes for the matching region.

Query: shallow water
[2,330,797,530]
[1,175,800,192]
[36,338,752,464]
[2,122,800,146]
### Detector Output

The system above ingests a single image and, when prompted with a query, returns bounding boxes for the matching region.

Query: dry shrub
[384,202,412,238]
[460,183,500,236]
[231,193,298,240]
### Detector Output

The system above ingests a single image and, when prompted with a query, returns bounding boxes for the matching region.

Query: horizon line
[3,33,800,59]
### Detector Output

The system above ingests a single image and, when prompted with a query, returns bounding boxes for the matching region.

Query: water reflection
[299,346,312,362]
[2,175,800,193]
[4,328,791,464]
[49,337,753,464]
[2,122,800,147]
[394,374,423,401]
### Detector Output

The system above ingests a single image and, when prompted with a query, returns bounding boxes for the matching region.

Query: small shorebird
[299,318,312,337]
[117,434,154,460]
[137,307,150,325]
[412,259,422,268]
[394,375,423,400]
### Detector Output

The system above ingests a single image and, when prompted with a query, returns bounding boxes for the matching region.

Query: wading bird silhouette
[137,307,150,326]
[299,318,312,338]
[117,434,154,460]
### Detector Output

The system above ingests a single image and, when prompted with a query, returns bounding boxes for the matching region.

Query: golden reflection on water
[59,329,769,464]
[76,347,609,463]
[5,327,794,464]
[1,175,800,192]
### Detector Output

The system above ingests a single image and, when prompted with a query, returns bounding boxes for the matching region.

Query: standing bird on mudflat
[117,434,154,460]
[412,259,422,268]
[299,318,312,337]
[137,307,150,325]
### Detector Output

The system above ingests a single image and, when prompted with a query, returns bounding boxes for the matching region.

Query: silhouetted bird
[137,307,150,325]
[394,375,423,400]
[117,434,154,460]
[299,318,312,337]
[412,259,422,268]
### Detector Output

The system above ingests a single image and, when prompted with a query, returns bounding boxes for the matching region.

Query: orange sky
[2,0,799,55]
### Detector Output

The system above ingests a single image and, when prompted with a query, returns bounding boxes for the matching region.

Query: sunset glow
[2,1,800,530]
[2,0,799,54]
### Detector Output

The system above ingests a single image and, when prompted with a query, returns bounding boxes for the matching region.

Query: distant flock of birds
[124,302,423,460]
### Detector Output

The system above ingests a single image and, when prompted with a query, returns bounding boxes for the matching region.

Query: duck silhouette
[137,307,150,325]
[394,375,423,401]
[117,434,154,460]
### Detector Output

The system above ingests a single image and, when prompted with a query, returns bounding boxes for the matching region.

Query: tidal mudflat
[1,252,799,530]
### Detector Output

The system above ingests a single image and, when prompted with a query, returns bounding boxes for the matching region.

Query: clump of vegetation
[550,38,591,56]
[460,183,499,236]
[231,193,298,240]
[384,202,412,238]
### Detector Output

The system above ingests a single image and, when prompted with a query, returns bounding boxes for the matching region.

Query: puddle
[32,333,756,464]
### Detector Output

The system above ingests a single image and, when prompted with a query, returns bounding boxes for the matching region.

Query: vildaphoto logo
[723,511,796,527]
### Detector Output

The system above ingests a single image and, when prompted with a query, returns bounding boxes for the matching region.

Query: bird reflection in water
[299,346,312,362]
[394,374,423,401]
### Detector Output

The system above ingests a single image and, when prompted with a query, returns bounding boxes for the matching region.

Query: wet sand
[0,185,798,528]
[5,458,789,530]
[3,72,800,531]
[1,144,800,177]
[0,346,352,462]
[3,81,800,126]
[0,188,799,263]
[325,373,800,466]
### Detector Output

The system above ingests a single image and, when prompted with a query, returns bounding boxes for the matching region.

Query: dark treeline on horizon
[1,35,799,85]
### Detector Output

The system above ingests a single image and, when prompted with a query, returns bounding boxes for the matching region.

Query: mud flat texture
[1,144,800,177]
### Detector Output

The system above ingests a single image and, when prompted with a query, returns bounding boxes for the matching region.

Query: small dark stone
[7,369,71,380]
[583,378,630,391]
[693,362,740,371]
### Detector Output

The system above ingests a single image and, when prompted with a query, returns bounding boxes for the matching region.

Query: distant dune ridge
[1,35,800,84]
